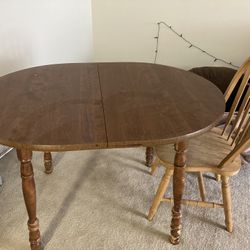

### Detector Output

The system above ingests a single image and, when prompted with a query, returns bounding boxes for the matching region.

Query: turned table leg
[44,152,53,174]
[145,147,154,167]
[17,149,41,250]
[169,141,188,245]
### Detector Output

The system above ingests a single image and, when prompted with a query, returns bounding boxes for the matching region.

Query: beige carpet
[0,148,249,250]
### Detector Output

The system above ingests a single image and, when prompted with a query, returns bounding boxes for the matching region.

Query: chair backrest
[221,57,250,144]
[219,119,250,168]
[218,57,250,168]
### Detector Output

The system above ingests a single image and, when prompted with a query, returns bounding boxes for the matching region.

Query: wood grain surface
[99,63,225,147]
[0,64,107,151]
[0,63,225,151]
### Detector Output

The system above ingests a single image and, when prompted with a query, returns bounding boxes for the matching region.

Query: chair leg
[221,176,233,232]
[148,169,173,221]
[197,172,206,201]
[216,174,221,181]
[150,158,160,175]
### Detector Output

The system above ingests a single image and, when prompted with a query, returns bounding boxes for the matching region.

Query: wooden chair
[147,57,250,232]
[146,58,250,169]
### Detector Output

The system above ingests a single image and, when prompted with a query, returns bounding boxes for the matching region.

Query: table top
[0,63,225,151]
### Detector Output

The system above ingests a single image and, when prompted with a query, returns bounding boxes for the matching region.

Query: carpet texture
[0,148,249,250]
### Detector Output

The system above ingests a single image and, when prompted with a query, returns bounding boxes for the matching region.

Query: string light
[154,21,239,68]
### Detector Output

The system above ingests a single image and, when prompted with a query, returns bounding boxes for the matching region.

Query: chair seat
[155,127,241,176]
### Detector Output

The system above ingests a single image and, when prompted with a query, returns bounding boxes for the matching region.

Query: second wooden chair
[147,57,250,233]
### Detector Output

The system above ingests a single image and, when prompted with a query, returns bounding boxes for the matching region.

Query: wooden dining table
[0,62,225,249]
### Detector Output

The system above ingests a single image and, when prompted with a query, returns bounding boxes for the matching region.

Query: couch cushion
[189,66,244,112]
[190,66,236,93]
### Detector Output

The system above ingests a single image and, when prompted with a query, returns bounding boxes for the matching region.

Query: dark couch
[189,66,246,112]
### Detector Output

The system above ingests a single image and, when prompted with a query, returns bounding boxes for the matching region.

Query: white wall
[1,1,249,75]
[0,0,93,76]
[92,0,250,69]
